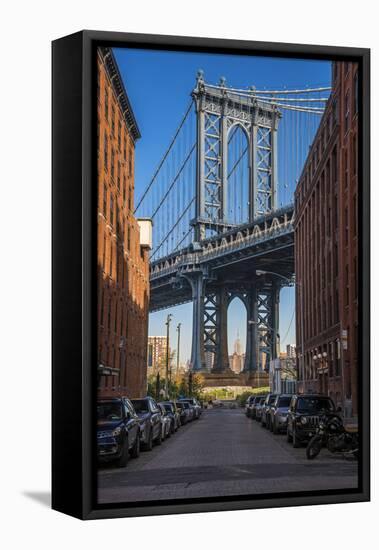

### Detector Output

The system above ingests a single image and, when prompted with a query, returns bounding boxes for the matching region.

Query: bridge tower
[188,72,282,376]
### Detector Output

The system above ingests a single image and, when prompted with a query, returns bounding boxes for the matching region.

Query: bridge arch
[227,296,247,374]
[227,123,250,226]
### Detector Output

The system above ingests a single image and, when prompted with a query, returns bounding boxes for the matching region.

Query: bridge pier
[243,287,258,374]
[183,271,206,371]
[212,288,231,373]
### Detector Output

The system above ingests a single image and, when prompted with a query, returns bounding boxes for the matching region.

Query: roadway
[97,407,358,504]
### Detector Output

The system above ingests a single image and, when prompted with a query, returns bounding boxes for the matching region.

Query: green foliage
[236,387,270,406]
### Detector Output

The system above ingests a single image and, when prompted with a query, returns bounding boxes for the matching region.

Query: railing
[150,205,295,281]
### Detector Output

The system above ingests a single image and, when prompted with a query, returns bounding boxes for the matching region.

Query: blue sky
[114,47,331,364]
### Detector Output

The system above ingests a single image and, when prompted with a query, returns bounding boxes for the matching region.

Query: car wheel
[166,425,171,438]
[272,420,278,434]
[117,436,129,468]
[292,427,301,448]
[142,427,153,451]
[171,421,175,435]
[287,426,292,443]
[130,433,140,458]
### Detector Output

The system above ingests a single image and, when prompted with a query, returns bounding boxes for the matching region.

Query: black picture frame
[52,30,370,520]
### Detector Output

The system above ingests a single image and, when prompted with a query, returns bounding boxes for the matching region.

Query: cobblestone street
[97,408,358,504]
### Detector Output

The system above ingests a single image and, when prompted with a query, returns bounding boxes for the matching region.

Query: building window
[111,106,115,135]
[334,243,339,277]
[353,194,357,237]
[345,265,349,306]
[110,194,114,225]
[354,72,358,115]
[111,149,115,179]
[118,122,121,149]
[102,233,106,268]
[100,290,104,326]
[345,207,349,246]
[107,298,111,332]
[332,100,338,126]
[109,241,113,277]
[128,148,132,176]
[344,149,349,188]
[345,62,350,77]
[332,147,338,185]
[344,90,350,133]
[103,185,107,215]
[117,160,121,190]
[335,289,339,325]
[104,132,108,171]
[334,194,338,229]
[114,302,118,333]
[353,134,357,175]
[128,186,132,211]
[104,88,109,120]
[127,226,131,251]
[354,256,358,300]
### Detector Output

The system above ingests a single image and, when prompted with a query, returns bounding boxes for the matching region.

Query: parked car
[179,398,202,419]
[245,395,255,417]
[176,401,191,424]
[97,397,140,467]
[131,396,162,450]
[161,401,181,433]
[287,394,337,448]
[250,395,266,419]
[254,397,265,421]
[261,394,278,429]
[158,402,172,440]
[268,394,293,434]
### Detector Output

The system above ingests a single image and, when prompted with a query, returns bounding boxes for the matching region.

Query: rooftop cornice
[99,46,141,142]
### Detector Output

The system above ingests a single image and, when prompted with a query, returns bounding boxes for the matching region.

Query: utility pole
[165,313,173,399]
[176,323,181,380]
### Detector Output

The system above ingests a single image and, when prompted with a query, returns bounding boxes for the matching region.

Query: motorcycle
[306,411,358,460]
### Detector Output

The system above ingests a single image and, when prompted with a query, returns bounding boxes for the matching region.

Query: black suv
[97,397,140,467]
[287,394,337,448]
[131,397,162,450]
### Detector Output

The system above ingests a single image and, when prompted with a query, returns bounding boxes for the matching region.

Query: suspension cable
[150,143,196,219]
[134,99,193,213]
[151,197,195,259]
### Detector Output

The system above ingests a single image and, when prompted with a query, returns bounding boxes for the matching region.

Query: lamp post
[176,323,181,382]
[256,269,303,389]
[165,313,173,399]
[313,351,328,394]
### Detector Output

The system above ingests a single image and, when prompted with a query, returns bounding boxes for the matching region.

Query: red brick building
[97,47,151,399]
[294,61,358,417]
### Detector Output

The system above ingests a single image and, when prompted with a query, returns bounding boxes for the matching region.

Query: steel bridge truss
[192,74,280,241]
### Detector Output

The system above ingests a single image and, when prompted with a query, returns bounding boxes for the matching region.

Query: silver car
[269,394,292,434]
[255,397,265,421]
[158,403,171,440]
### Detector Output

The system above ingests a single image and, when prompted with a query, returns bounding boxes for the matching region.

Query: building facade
[97,47,151,399]
[147,336,168,374]
[294,61,358,417]
[269,357,297,395]
[286,344,296,359]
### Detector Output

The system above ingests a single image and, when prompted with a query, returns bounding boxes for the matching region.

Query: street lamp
[165,313,173,399]
[176,323,182,382]
[256,269,304,390]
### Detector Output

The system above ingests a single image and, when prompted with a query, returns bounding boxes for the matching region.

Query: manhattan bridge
[136,72,330,386]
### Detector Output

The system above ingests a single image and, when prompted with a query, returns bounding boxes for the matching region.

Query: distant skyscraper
[229,332,244,374]
[147,336,168,374]
[234,331,242,355]
[286,344,296,359]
